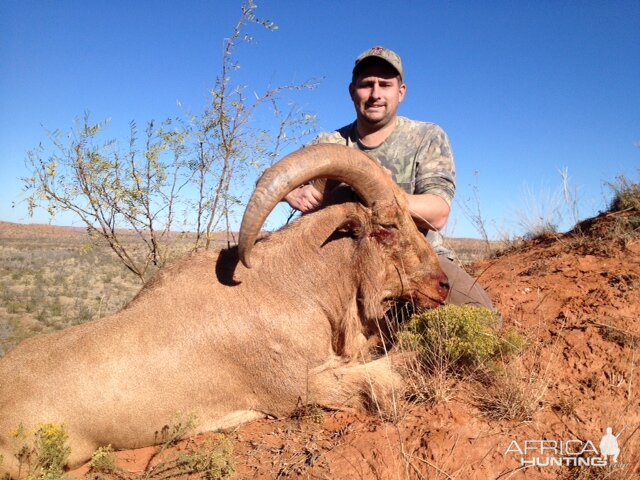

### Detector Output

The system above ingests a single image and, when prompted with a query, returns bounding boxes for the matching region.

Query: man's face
[349,60,406,130]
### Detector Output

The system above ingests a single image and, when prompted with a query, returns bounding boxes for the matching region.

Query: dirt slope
[71,209,639,479]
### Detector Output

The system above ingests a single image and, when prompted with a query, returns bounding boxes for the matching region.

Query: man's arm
[406,193,451,231]
[412,125,456,231]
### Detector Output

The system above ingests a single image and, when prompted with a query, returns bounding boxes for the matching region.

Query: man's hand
[284,184,324,213]
[283,166,388,213]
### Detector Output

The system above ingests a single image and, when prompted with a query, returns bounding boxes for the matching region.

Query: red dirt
[65,210,639,479]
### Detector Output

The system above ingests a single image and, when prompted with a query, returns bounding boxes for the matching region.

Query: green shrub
[88,445,117,474]
[142,416,234,480]
[12,423,71,480]
[6,302,23,314]
[399,305,524,372]
[154,413,197,447]
[49,298,63,318]
[36,309,48,323]
[71,304,92,325]
[499,328,528,358]
[33,424,70,479]
[176,435,234,479]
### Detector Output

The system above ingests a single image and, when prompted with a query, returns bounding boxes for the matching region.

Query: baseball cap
[353,46,404,81]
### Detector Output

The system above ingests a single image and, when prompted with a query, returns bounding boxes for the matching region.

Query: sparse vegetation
[290,402,325,425]
[608,174,640,213]
[152,414,198,450]
[606,175,640,243]
[397,305,525,405]
[174,436,234,479]
[399,305,523,373]
[4,417,234,480]
[564,177,640,257]
[516,182,562,240]
[142,415,234,480]
[0,224,146,357]
[456,171,493,255]
[594,320,640,348]
[10,423,71,480]
[474,360,549,421]
[32,424,70,479]
[564,464,638,480]
[87,446,117,477]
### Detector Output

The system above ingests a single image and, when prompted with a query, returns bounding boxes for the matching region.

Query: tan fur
[0,201,446,477]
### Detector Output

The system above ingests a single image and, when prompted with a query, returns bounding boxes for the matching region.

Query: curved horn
[238,143,398,268]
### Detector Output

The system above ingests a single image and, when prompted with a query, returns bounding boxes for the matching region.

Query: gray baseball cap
[353,46,404,81]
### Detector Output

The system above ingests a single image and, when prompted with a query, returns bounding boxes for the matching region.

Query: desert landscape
[2,1,637,478]
[1,192,639,480]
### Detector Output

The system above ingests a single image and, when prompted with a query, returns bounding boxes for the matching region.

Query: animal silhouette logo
[599,427,621,463]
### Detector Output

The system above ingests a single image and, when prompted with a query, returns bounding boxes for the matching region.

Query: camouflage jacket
[314,116,456,204]
[313,117,457,256]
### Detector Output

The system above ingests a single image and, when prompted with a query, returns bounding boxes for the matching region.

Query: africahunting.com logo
[505,426,625,468]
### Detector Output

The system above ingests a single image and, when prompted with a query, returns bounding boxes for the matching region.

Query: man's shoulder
[396,116,446,136]
[315,122,355,145]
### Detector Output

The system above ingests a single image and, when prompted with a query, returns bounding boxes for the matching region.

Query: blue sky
[1,0,638,239]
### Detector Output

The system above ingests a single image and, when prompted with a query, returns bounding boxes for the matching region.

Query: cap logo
[371,46,384,54]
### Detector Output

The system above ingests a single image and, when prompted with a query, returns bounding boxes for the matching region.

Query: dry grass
[6,415,234,480]
[474,359,549,422]
[443,237,502,265]
[0,223,216,357]
[0,230,140,356]
[396,306,526,413]
[608,174,640,213]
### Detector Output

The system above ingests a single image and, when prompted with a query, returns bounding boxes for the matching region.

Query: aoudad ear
[337,215,364,237]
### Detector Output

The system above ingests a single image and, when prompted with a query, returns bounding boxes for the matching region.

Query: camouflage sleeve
[310,127,351,147]
[307,132,328,146]
[414,126,456,206]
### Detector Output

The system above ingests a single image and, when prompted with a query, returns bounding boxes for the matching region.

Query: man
[285,46,494,309]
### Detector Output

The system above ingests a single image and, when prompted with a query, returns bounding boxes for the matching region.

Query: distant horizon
[0,214,589,243]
